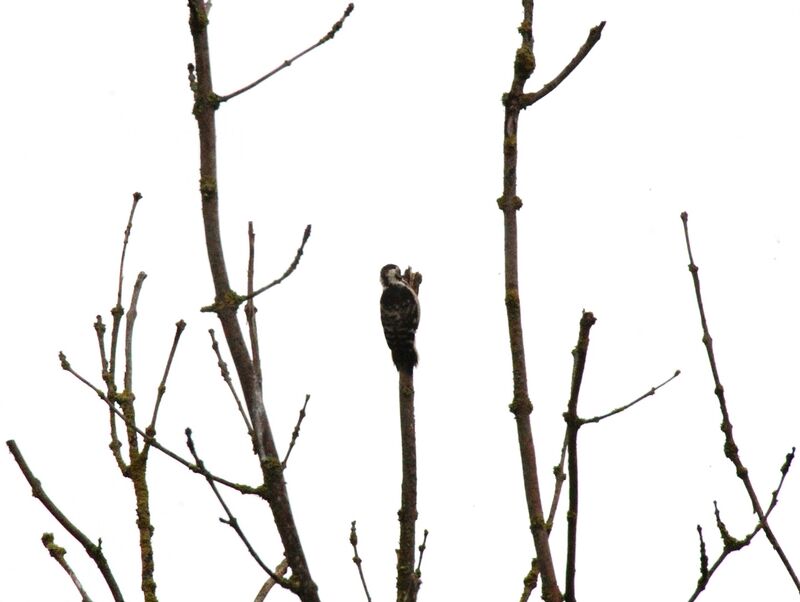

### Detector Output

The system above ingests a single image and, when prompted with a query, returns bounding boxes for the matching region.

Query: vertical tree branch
[396,370,418,602]
[497,4,558,599]
[498,6,604,601]
[116,271,158,602]
[564,311,595,602]
[186,3,319,600]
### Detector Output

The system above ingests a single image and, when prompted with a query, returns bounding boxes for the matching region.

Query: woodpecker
[379,264,420,375]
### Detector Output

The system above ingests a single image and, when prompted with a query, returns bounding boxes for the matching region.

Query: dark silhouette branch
[218,4,355,103]
[350,521,373,602]
[564,311,596,602]
[6,441,125,602]
[282,394,311,469]
[41,533,95,602]
[681,211,799,594]
[184,429,292,590]
[187,2,320,598]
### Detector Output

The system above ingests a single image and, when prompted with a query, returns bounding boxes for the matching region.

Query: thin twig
[681,211,799,593]
[143,320,187,455]
[546,431,568,531]
[564,311,596,602]
[94,316,110,387]
[350,521,373,602]
[254,558,290,602]
[95,314,127,472]
[282,394,311,469]
[219,4,355,103]
[123,271,147,395]
[245,222,264,394]
[58,352,257,495]
[521,22,606,107]
[519,557,540,602]
[6,441,125,602]
[184,429,292,590]
[109,193,142,389]
[689,451,795,601]
[116,192,142,309]
[415,529,429,575]
[696,525,708,588]
[208,329,254,438]
[581,370,681,425]
[41,533,95,602]
[241,225,312,302]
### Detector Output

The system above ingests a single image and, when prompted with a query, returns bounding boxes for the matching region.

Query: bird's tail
[392,344,418,375]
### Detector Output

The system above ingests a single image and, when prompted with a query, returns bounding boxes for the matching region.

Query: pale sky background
[2,1,799,600]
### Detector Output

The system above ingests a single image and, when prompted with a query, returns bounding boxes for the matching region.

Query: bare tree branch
[415,529,429,582]
[208,328,254,439]
[6,441,125,602]
[564,311,596,602]
[59,353,258,495]
[41,533,95,602]
[184,429,292,590]
[109,193,142,388]
[497,5,607,601]
[681,211,799,594]
[282,394,311,469]
[116,192,142,310]
[397,363,419,602]
[219,4,355,103]
[254,558,290,602]
[350,521,373,602]
[245,222,264,396]
[242,225,312,302]
[143,320,187,456]
[521,22,606,107]
[188,2,325,596]
[688,450,795,601]
[581,369,681,425]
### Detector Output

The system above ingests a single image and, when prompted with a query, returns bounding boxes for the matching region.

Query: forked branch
[681,211,799,593]
[498,4,604,601]
[6,441,125,602]
[187,1,322,598]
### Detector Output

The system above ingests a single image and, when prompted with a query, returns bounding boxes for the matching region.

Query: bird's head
[380,263,402,287]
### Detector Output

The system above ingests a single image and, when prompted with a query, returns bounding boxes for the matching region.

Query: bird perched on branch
[379,264,420,375]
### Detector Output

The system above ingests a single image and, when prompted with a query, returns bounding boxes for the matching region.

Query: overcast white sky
[2,1,799,600]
